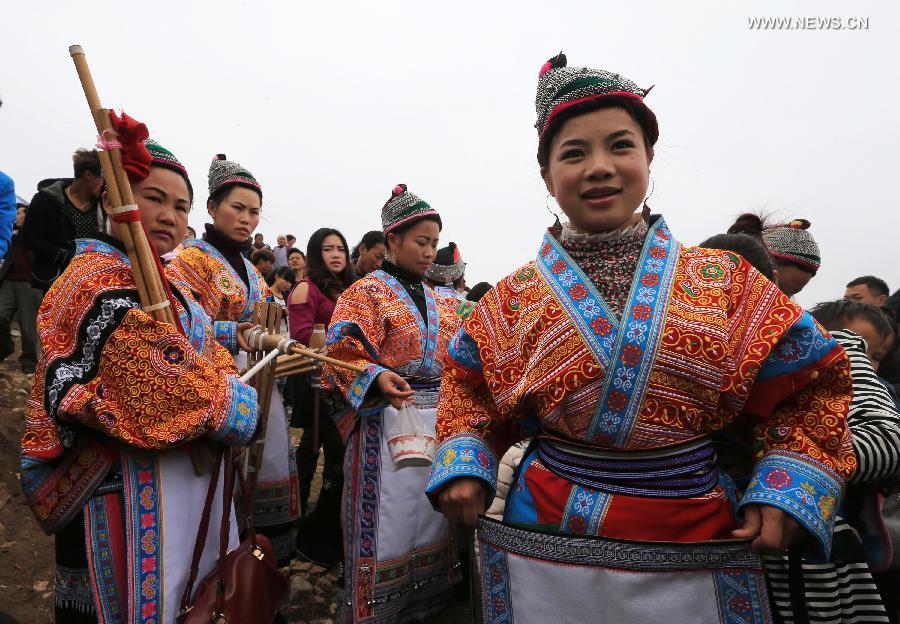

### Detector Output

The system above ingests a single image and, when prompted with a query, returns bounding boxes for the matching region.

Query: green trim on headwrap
[143,139,193,199]
[554,76,621,101]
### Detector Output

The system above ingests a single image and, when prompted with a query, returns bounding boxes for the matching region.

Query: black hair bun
[728,213,764,235]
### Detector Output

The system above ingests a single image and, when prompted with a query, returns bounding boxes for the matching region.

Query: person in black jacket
[20,149,104,291]
[0,201,42,372]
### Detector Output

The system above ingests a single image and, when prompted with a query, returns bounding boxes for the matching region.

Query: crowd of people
[2,52,899,624]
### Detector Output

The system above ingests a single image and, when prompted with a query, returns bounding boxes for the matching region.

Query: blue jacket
[0,171,16,260]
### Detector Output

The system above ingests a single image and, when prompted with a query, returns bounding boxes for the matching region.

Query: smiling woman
[426,52,858,624]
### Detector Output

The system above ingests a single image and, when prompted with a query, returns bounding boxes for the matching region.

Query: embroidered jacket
[20,237,259,534]
[323,270,462,440]
[426,217,856,555]
[165,239,270,352]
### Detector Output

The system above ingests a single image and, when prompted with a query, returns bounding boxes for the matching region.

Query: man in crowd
[0,200,42,373]
[273,234,289,269]
[845,275,890,307]
[21,149,104,291]
[253,232,270,251]
[251,247,275,278]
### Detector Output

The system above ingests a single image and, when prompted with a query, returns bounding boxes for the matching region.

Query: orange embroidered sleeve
[723,263,854,556]
[55,309,258,450]
[427,286,521,503]
[323,279,390,422]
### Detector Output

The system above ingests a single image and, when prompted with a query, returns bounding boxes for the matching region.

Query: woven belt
[536,436,718,498]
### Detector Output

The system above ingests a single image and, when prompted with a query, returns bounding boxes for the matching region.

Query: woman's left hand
[732,504,802,552]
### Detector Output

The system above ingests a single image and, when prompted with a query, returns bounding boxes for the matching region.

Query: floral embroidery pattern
[741,451,843,556]
[426,435,498,500]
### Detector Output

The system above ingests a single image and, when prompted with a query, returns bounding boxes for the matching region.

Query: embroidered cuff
[426,434,498,511]
[346,364,388,411]
[740,450,843,557]
[211,375,259,446]
[213,320,239,355]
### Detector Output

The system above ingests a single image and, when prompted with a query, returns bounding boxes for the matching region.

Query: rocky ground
[0,348,55,623]
[0,333,473,623]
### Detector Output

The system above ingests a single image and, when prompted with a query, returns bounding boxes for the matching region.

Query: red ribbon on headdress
[107,111,152,184]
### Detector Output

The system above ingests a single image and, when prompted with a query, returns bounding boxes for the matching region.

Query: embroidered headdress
[761,219,821,272]
[208,154,262,198]
[381,184,441,234]
[425,242,465,285]
[535,52,658,145]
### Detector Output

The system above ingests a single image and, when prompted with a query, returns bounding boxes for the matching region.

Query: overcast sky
[1,1,896,307]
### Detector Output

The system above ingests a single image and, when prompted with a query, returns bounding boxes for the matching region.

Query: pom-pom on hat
[208,154,262,199]
[535,52,657,144]
[381,184,441,234]
[761,219,821,272]
[425,242,465,285]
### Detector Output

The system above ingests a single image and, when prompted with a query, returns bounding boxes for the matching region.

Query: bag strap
[179,446,225,615]
[235,457,258,541]
[215,447,236,617]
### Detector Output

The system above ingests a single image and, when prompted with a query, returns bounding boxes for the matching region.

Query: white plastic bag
[386,402,436,468]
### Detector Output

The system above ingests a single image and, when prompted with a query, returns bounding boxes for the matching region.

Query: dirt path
[0,362,54,623]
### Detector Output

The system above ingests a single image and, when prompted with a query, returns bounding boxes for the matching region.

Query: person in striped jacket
[700,234,900,623]
[761,300,900,624]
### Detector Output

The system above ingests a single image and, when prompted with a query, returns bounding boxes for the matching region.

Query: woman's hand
[732,504,802,552]
[376,371,415,408]
[438,478,487,527]
[236,322,256,352]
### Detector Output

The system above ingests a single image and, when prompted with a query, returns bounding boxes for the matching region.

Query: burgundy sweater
[287,279,336,346]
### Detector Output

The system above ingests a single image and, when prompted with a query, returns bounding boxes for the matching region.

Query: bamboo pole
[273,363,319,379]
[68,46,176,327]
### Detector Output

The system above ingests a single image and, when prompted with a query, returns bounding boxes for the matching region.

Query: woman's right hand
[376,371,415,408]
[438,478,487,527]
[236,322,256,352]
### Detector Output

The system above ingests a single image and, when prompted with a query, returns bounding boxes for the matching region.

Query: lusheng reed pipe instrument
[245,303,282,509]
[309,324,327,455]
[241,328,366,374]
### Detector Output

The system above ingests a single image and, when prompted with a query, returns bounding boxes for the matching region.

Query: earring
[641,176,655,220]
[545,193,562,228]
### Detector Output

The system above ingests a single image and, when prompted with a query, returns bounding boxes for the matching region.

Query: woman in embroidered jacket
[165,155,300,565]
[322,185,463,623]
[19,124,259,624]
[426,54,857,624]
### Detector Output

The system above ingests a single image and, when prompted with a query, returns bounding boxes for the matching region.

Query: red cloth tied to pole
[108,111,151,184]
